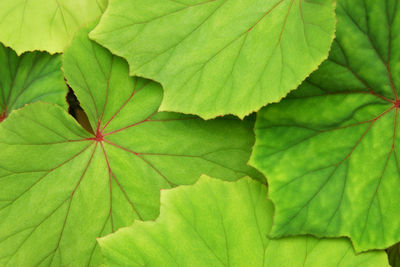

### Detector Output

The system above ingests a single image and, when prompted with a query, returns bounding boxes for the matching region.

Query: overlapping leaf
[0,43,67,122]
[99,176,389,267]
[0,0,107,54]
[0,23,262,266]
[90,0,336,119]
[250,0,400,251]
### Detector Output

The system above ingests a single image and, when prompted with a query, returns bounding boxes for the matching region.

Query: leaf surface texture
[250,0,400,251]
[99,176,389,267]
[90,0,336,119]
[0,23,261,266]
[0,44,67,122]
[0,0,107,54]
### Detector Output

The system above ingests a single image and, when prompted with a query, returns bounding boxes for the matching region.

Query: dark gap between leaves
[66,81,95,135]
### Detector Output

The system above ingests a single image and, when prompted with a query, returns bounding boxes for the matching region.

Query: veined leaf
[250,0,400,251]
[0,43,67,122]
[90,0,336,119]
[99,176,389,267]
[0,23,262,266]
[0,0,107,54]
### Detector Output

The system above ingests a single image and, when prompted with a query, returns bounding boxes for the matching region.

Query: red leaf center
[0,110,6,123]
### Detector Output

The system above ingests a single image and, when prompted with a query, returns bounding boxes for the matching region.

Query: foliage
[250,0,400,252]
[0,44,67,122]
[0,23,261,266]
[0,0,107,54]
[0,0,398,266]
[90,0,336,119]
[99,176,389,267]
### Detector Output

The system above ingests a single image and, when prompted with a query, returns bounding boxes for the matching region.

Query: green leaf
[99,176,389,267]
[0,0,107,54]
[90,0,336,119]
[0,23,262,266]
[250,0,400,252]
[0,43,67,122]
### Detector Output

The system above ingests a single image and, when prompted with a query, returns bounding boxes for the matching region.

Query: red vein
[367,90,394,103]
[290,86,394,103]
[86,213,111,266]
[135,0,287,73]
[329,106,391,160]
[337,107,394,164]
[274,107,395,231]
[340,3,398,100]
[101,142,143,220]
[100,79,139,132]
[112,172,144,220]
[103,139,175,187]
[103,117,199,137]
[98,56,114,128]
[0,109,6,123]
[264,106,396,160]
[148,117,197,122]
[136,151,247,176]
[0,144,94,212]
[48,143,98,266]
[100,142,114,231]
[2,196,71,264]
[102,112,157,137]
[387,63,398,101]
[277,0,295,43]
[329,57,394,104]
[247,0,285,33]
[393,109,398,149]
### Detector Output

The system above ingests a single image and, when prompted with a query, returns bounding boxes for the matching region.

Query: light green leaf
[0,43,67,122]
[0,0,107,54]
[90,0,336,119]
[250,0,400,252]
[99,176,389,267]
[0,23,262,266]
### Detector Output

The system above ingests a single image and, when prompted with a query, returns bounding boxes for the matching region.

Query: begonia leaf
[250,0,400,252]
[0,43,67,123]
[99,176,389,267]
[0,0,107,54]
[90,0,336,119]
[0,23,262,266]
